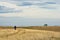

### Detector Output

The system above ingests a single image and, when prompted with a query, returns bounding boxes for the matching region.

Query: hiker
[14,26,16,30]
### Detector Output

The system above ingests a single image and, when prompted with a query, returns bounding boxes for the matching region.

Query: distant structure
[44,24,48,26]
[14,26,16,30]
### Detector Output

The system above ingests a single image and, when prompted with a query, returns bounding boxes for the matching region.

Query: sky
[0,0,60,26]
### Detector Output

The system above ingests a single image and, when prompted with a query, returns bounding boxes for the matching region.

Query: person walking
[14,26,16,30]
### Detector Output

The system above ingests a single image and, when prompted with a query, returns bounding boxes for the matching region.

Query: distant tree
[44,24,48,26]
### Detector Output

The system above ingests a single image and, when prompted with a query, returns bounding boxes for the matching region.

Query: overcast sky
[0,0,60,26]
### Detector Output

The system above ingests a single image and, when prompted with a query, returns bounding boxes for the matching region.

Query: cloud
[9,1,56,10]
[0,2,22,13]
[12,0,41,1]
[0,2,22,10]
[0,1,59,19]
[0,0,56,10]
[45,2,56,4]
[17,2,32,6]
[33,2,56,9]
[0,6,60,19]
[39,4,56,9]
[0,6,21,13]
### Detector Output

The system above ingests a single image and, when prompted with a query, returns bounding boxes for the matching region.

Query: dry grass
[20,26,60,32]
[0,26,60,40]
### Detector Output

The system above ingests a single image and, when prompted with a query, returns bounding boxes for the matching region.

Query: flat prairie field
[0,26,60,40]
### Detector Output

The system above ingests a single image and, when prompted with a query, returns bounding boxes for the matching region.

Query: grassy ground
[19,26,60,32]
[0,26,60,40]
